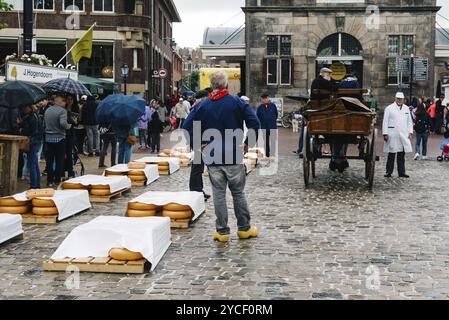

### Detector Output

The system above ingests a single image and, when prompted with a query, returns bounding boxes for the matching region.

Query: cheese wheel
[156,161,169,166]
[0,198,30,207]
[128,202,158,210]
[129,175,146,182]
[32,206,58,216]
[105,171,126,176]
[128,170,145,176]
[127,162,146,169]
[109,248,143,261]
[0,206,30,214]
[32,198,56,207]
[162,149,172,155]
[158,153,170,158]
[63,183,87,190]
[162,210,193,220]
[90,189,111,196]
[127,209,158,217]
[163,203,192,211]
[158,166,170,171]
[91,185,110,190]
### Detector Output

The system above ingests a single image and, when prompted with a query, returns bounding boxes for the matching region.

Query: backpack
[414,113,429,134]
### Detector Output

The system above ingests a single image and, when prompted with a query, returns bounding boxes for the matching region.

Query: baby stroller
[437,129,449,162]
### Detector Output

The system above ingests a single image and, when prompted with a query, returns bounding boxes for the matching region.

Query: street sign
[151,69,159,78]
[396,57,409,72]
[413,58,428,81]
[158,68,168,79]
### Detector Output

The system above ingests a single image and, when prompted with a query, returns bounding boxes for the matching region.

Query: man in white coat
[382,92,414,178]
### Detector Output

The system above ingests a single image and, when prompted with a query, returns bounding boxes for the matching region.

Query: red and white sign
[158,68,168,79]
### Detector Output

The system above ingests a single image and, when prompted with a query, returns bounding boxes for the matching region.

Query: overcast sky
[173,0,449,48]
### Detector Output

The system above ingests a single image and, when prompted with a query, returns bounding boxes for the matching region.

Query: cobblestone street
[2,129,449,300]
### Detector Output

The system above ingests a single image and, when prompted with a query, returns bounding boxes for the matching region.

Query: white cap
[395,92,405,99]
[81,95,87,100]
[241,96,250,102]
[179,98,183,101]
[320,67,333,73]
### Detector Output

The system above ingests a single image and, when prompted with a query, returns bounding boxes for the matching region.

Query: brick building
[0,0,181,99]
[243,0,440,110]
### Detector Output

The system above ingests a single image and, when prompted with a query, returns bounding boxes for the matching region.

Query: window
[79,42,114,78]
[317,33,362,57]
[387,35,414,85]
[36,39,67,66]
[265,35,292,85]
[0,38,18,76]
[4,0,23,10]
[93,0,113,12]
[34,0,54,10]
[64,0,84,11]
[133,49,140,70]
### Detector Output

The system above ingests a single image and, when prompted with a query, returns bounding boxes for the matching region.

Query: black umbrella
[43,77,92,96]
[286,94,310,102]
[0,81,48,109]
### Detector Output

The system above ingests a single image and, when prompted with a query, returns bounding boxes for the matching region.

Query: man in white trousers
[382,92,414,178]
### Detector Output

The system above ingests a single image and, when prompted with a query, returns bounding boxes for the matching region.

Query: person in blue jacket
[183,71,260,243]
[257,93,278,158]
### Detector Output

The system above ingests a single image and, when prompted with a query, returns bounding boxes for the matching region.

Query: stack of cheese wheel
[90,185,111,196]
[31,197,58,216]
[157,161,170,174]
[109,248,143,261]
[127,162,146,183]
[158,152,170,158]
[127,202,159,217]
[162,203,193,221]
[0,197,31,215]
[62,182,89,190]
[180,158,191,167]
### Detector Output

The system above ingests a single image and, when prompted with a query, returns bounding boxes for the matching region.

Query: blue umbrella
[96,94,146,125]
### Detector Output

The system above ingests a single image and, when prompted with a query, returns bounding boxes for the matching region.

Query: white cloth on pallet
[51,216,171,271]
[0,214,23,244]
[129,191,206,222]
[63,175,132,194]
[12,190,91,221]
[104,164,159,185]
[134,157,180,175]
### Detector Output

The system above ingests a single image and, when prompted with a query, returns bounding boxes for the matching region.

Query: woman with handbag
[21,105,45,189]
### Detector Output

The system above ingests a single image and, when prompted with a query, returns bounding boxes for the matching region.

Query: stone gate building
[243,0,440,109]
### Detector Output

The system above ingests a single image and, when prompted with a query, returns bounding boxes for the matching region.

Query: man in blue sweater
[183,72,261,243]
[257,93,278,158]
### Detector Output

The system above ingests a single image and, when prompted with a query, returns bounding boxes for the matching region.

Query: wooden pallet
[43,257,148,274]
[170,218,191,229]
[159,170,170,176]
[89,188,131,203]
[22,213,58,224]
[131,180,146,187]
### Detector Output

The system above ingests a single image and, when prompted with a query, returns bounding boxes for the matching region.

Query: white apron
[382,103,414,154]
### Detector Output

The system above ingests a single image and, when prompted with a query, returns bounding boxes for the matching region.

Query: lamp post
[121,63,129,95]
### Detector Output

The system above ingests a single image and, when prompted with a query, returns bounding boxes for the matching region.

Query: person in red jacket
[427,100,437,132]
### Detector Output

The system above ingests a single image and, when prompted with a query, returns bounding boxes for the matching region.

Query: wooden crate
[170,218,191,229]
[43,257,148,274]
[89,188,131,203]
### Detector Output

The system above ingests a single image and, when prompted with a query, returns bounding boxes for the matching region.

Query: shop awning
[78,75,120,94]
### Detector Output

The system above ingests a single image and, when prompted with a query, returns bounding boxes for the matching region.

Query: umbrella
[96,94,146,125]
[0,80,47,109]
[42,77,92,96]
[286,94,310,102]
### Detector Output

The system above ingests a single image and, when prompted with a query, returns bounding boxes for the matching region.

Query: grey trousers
[86,125,100,154]
[208,165,251,235]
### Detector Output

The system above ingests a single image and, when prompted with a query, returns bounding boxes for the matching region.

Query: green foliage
[0,0,13,30]
[188,70,200,91]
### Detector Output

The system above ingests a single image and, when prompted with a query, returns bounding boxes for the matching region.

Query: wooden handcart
[301,89,378,189]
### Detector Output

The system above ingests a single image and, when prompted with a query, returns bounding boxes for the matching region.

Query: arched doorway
[316,33,364,84]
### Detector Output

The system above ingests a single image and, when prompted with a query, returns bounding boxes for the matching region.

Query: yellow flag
[71,24,95,64]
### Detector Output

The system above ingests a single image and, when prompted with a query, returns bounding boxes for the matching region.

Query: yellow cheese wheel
[63,183,87,190]
[162,149,172,155]
[158,166,170,171]
[0,198,30,207]
[128,170,145,176]
[0,206,30,214]
[158,153,170,158]
[129,175,146,182]
[91,185,110,190]
[90,189,111,196]
[162,210,193,220]
[32,198,56,207]
[105,171,126,176]
[128,202,158,210]
[156,161,169,166]
[127,209,158,217]
[127,162,146,169]
[32,206,58,216]
[109,248,143,261]
[163,203,192,211]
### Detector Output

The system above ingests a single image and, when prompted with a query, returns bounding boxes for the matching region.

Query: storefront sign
[5,61,78,84]
[413,58,428,81]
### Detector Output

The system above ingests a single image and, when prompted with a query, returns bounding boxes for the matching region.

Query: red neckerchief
[209,89,229,101]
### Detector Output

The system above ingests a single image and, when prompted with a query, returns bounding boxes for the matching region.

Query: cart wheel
[303,127,311,187]
[367,129,378,190]
[437,156,444,162]
[311,136,317,179]
[364,140,371,180]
